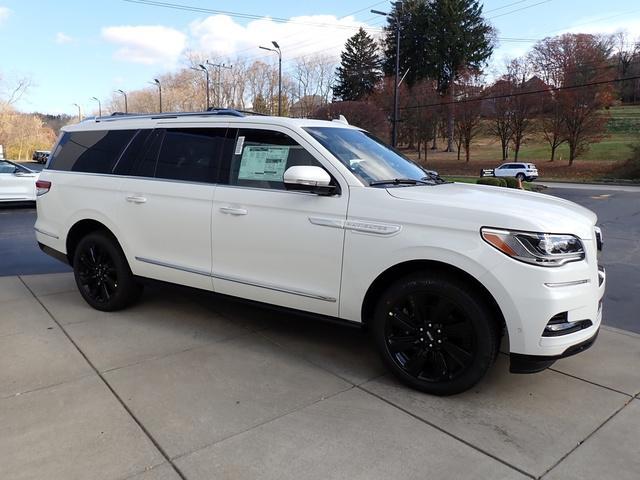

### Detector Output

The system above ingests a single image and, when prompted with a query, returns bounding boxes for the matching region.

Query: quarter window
[226,129,323,190]
[48,130,136,173]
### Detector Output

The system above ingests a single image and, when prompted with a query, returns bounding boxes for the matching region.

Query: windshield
[304,127,439,186]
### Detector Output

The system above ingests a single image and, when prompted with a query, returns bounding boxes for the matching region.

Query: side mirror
[283,166,337,196]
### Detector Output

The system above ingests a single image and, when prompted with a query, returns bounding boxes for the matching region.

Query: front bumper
[478,231,605,364]
[510,327,599,373]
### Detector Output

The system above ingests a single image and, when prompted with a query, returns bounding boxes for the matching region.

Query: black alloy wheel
[373,273,498,395]
[73,231,142,311]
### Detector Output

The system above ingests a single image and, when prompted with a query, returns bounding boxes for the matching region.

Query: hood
[386,182,597,239]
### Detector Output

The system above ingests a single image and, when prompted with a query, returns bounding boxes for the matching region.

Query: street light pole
[116,89,128,113]
[72,103,82,122]
[191,64,210,110]
[259,41,282,116]
[152,78,162,113]
[91,97,102,117]
[372,2,403,147]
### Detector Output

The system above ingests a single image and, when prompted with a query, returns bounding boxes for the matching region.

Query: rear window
[49,129,136,173]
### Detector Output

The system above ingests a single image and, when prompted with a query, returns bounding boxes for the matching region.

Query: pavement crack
[538,397,635,478]
[357,384,536,479]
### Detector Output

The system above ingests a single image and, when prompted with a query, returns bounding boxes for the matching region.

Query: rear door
[116,127,226,291]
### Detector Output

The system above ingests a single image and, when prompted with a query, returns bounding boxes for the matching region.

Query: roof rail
[94,108,247,122]
[209,107,267,116]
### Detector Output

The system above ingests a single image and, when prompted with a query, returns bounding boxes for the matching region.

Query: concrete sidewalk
[1,273,639,480]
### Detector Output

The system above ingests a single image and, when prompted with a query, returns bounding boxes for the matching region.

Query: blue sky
[1,0,639,115]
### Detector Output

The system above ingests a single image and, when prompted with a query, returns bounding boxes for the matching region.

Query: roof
[63,109,357,132]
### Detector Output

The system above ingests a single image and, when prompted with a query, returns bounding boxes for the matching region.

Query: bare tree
[485,80,514,161]
[531,33,615,164]
[454,73,484,162]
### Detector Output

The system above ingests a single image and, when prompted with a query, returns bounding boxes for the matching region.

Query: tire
[372,272,498,396]
[516,173,525,182]
[72,231,142,311]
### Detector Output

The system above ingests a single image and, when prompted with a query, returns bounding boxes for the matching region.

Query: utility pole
[116,89,128,113]
[372,2,403,147]
[206,61,232,108]
[259,41,282,116]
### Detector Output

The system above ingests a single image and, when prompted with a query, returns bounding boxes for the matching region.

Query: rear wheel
[516,173,525,182]
[372,273,498,395]
[73,231,142,311]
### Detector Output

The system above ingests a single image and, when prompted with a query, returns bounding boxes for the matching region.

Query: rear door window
[154,128,227,183]
[48,129,136,173]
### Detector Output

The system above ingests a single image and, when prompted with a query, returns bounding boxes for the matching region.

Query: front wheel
[372,273,499,396]
[73,231,142,311]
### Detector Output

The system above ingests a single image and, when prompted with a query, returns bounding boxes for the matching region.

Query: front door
[211,127,348,316]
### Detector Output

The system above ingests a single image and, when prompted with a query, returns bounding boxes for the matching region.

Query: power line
[488,0,553,20]
[484,0,533,14]
[123,0,381,30]
[398,75,640,111]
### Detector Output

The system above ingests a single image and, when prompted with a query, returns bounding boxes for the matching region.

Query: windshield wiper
[369,178,432,187]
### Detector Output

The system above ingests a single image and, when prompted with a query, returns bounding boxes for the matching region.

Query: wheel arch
[360,259,506,339]
[66,219,120,264]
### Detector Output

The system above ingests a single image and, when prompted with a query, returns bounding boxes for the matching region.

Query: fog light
[543,312,592,337]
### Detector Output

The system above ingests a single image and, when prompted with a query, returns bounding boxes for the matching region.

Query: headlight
[481,227,585,267]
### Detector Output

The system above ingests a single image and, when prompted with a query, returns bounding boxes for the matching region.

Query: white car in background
[0,159,39,203]
[494,162,538,181]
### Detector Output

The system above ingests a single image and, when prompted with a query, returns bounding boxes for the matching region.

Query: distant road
[538,181,640,192]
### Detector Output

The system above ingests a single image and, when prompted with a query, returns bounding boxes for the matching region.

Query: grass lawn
[404,105,640,181]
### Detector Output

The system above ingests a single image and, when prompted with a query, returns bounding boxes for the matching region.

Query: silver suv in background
[494,162,538,181]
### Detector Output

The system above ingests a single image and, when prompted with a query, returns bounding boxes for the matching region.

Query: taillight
[36,180,51,196]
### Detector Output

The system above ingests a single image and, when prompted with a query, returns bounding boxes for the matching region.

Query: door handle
[219,206,248,216]
[126,195,147,204]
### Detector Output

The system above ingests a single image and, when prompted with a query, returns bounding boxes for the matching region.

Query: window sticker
[234,136,245,155]
[238,145,290,181]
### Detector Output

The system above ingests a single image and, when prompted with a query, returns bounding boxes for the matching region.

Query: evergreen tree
[383,0,494,150]
[333,28,382,101]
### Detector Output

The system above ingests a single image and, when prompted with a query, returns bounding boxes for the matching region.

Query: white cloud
[189,14,379,64]
[102,25,187,65]
[0,6,11,25]
[560,15,640,37]
[55,32,73,44]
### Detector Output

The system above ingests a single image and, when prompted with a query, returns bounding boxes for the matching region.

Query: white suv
[494,162,538,181]
[35,110,604,395]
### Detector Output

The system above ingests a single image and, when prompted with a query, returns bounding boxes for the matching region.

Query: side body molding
[309,217,401,236]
